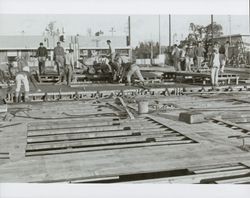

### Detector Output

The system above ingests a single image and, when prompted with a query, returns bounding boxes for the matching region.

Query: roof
[0,35,128,50]
[214,34,250,39]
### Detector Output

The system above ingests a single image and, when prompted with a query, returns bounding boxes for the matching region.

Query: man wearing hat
[36,42,48,75]
[53,41,65,75]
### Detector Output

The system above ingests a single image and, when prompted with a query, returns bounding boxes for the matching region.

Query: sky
[0,14,249,47]
[0,0,248,47]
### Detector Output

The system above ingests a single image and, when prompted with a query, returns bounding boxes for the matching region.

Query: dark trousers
[38,57,46,75]
[63,65,73,86]
[55,56,65,76]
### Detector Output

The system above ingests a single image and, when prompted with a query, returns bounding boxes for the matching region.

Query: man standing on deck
[64,49,74,86]
[195,41,206,71]
[15,54,41,102]
[171,44,180,71]
[36,42,48,75]
[106,40,116,63]
[219,42,226,73]
[53,41,65,76]
[210,47,221,90]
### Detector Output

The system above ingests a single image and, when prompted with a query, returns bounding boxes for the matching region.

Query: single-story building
[0,35,132,68]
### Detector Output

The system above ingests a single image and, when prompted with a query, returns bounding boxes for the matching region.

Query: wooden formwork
[1,94,250,183]
[38,74,60,83]
[4,83,250,104]
[162,71,240,85]
[120,162,250,184]
[25,116,196,157]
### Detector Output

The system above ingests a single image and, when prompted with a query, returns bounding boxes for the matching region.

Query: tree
[133,41,160,59]
[44,21,60,48]
[206,22,223,38]
[185,22,223,45]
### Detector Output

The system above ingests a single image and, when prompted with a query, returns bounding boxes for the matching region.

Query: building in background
[0,35,132,67]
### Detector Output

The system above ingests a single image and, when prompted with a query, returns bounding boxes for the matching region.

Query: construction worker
[219,42,226,73]
[210,47,220,89]
[36,42,48,75]
[106,40,116,63]
[53,41,65,75]
[171,44,180,71]
[118,57,144,86]
[15,54,41,102]
[15,55,30,102]
[64,49,74,86]
[194,41,206,71]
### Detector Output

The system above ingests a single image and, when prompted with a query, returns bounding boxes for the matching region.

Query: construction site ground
[1,66,250,184]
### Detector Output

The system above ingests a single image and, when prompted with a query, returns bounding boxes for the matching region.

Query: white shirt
[212,52,220,67]
[65,53,74,65]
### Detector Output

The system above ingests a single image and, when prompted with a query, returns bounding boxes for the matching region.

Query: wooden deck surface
[1,93,250,183]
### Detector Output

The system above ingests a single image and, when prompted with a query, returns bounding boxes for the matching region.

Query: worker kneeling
[15,56,30,102]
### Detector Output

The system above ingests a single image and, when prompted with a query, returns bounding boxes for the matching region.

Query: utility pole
[159,15,161,54]
[211,14,214,44]
[228,15,232,44]
[128,16,131,46]
[169,14,172,47]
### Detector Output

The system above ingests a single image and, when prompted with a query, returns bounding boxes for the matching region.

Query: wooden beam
[117,97,135,120]
[26,140,194,156]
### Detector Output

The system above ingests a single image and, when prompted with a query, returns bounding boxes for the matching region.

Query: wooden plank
[126,169,250,184]
[117,97,135,120]
[26,133,189,151]
[27,129,176,143]
[27,124,163,136]
[154,136,186,142]
[28,116,121,127]
[68,176,119,183]
[28,120,156,131]
[28,120,121,130]
[188,163,240,172]
[26,140,194,156]
[213,117,250,132]
[215,176,250,184]
[193,165,246,174]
